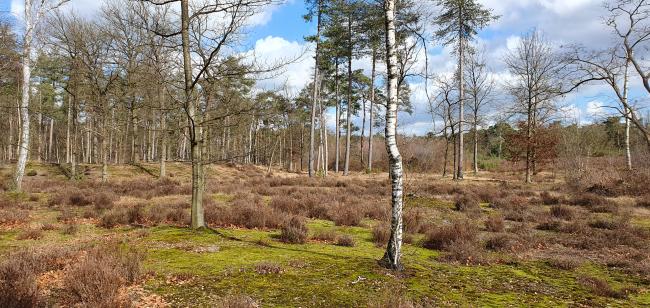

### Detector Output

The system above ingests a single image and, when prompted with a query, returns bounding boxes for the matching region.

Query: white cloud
[248,36,313,94]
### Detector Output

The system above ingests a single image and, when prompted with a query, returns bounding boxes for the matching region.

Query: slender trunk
[37,94,42,162]
[335,60,340,173]
[101,103,109,183]
[160,87,167,177]
[368,50,376,172]
[181,0,204,228]
[344,13,353,176]
[319,90,328,176]
[13,0,33,191]
[623,56,632,170]
[380,0,404,271]
[525,99,533,183]
[473,110,479,174]
[309,1,322,178]
[360,98,366,167]
[456,7,465,180]
[48,118,54,162]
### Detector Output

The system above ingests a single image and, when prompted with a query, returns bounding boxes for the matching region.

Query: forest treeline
[1,0,649,269]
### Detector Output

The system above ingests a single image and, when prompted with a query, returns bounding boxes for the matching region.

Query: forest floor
[1,162,649,307]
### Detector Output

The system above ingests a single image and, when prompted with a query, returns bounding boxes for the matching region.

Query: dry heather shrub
[490,195,527,210]
[269,195,298,213]
[329,204,363,226]
[550,205,575,220]
[63,245,144,307]
[546,256,582,270]
[216,294,259,308]
[540,191,560,205]
[99,209,129,228]
[311,230,338,242]
[279,216,308,244]
[577,276,631,299]
[455,194,481,212]
[423,221,478,251]
[16,228,44,240]
[485,214,505,232]
[336,234,356,247]
[0,247,76,308]
[254,262,283,275]
[571,193,618,213]
[403,208,426,234]
[485,233,518,252]
[439,239,487,265]
[93,191,116,210]
[0,209,29,226]
[372,223,390,247]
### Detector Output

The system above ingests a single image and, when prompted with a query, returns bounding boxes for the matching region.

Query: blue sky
[2,0,648,135]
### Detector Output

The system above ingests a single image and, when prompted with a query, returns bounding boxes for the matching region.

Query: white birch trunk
[13,0,34,191]
[380,0,404,270]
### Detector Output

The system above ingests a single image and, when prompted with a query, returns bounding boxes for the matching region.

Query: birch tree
[12,0,69,191]
[380,0,404,271]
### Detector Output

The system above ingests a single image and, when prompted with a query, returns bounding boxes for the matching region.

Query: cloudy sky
[2,0,648,135]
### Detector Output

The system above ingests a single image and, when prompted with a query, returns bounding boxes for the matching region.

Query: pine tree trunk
[368,50,376,172]
[309,1,322,178]
[380,0,404,271]
[344,13,353,176]
[456,7,465,180]
[335,60,340,173]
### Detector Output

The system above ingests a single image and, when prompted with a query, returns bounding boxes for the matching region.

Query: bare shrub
[0,209,29,226]
[546,256,582,270]
[485,233,517,252]
[63,245,143,307]
[329,204,363,226]
[99,209,129,228]
[571,193,618,213]
[577,276,630,299]
[403,208,426,234]
[336,235,356,247]
[423,221,478,251]
[550,205,574,220]
[438,239,486,265]
[540,191,560,205]
[93,192,116,210]
[279,216,308,244]
[372,223,390,247]
[311,230,337,242]
[0,247,76,308]
[485,215,505,232]
[455,194,481,212]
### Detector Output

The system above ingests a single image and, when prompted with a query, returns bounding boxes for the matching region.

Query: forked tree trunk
[380,0,404,271]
